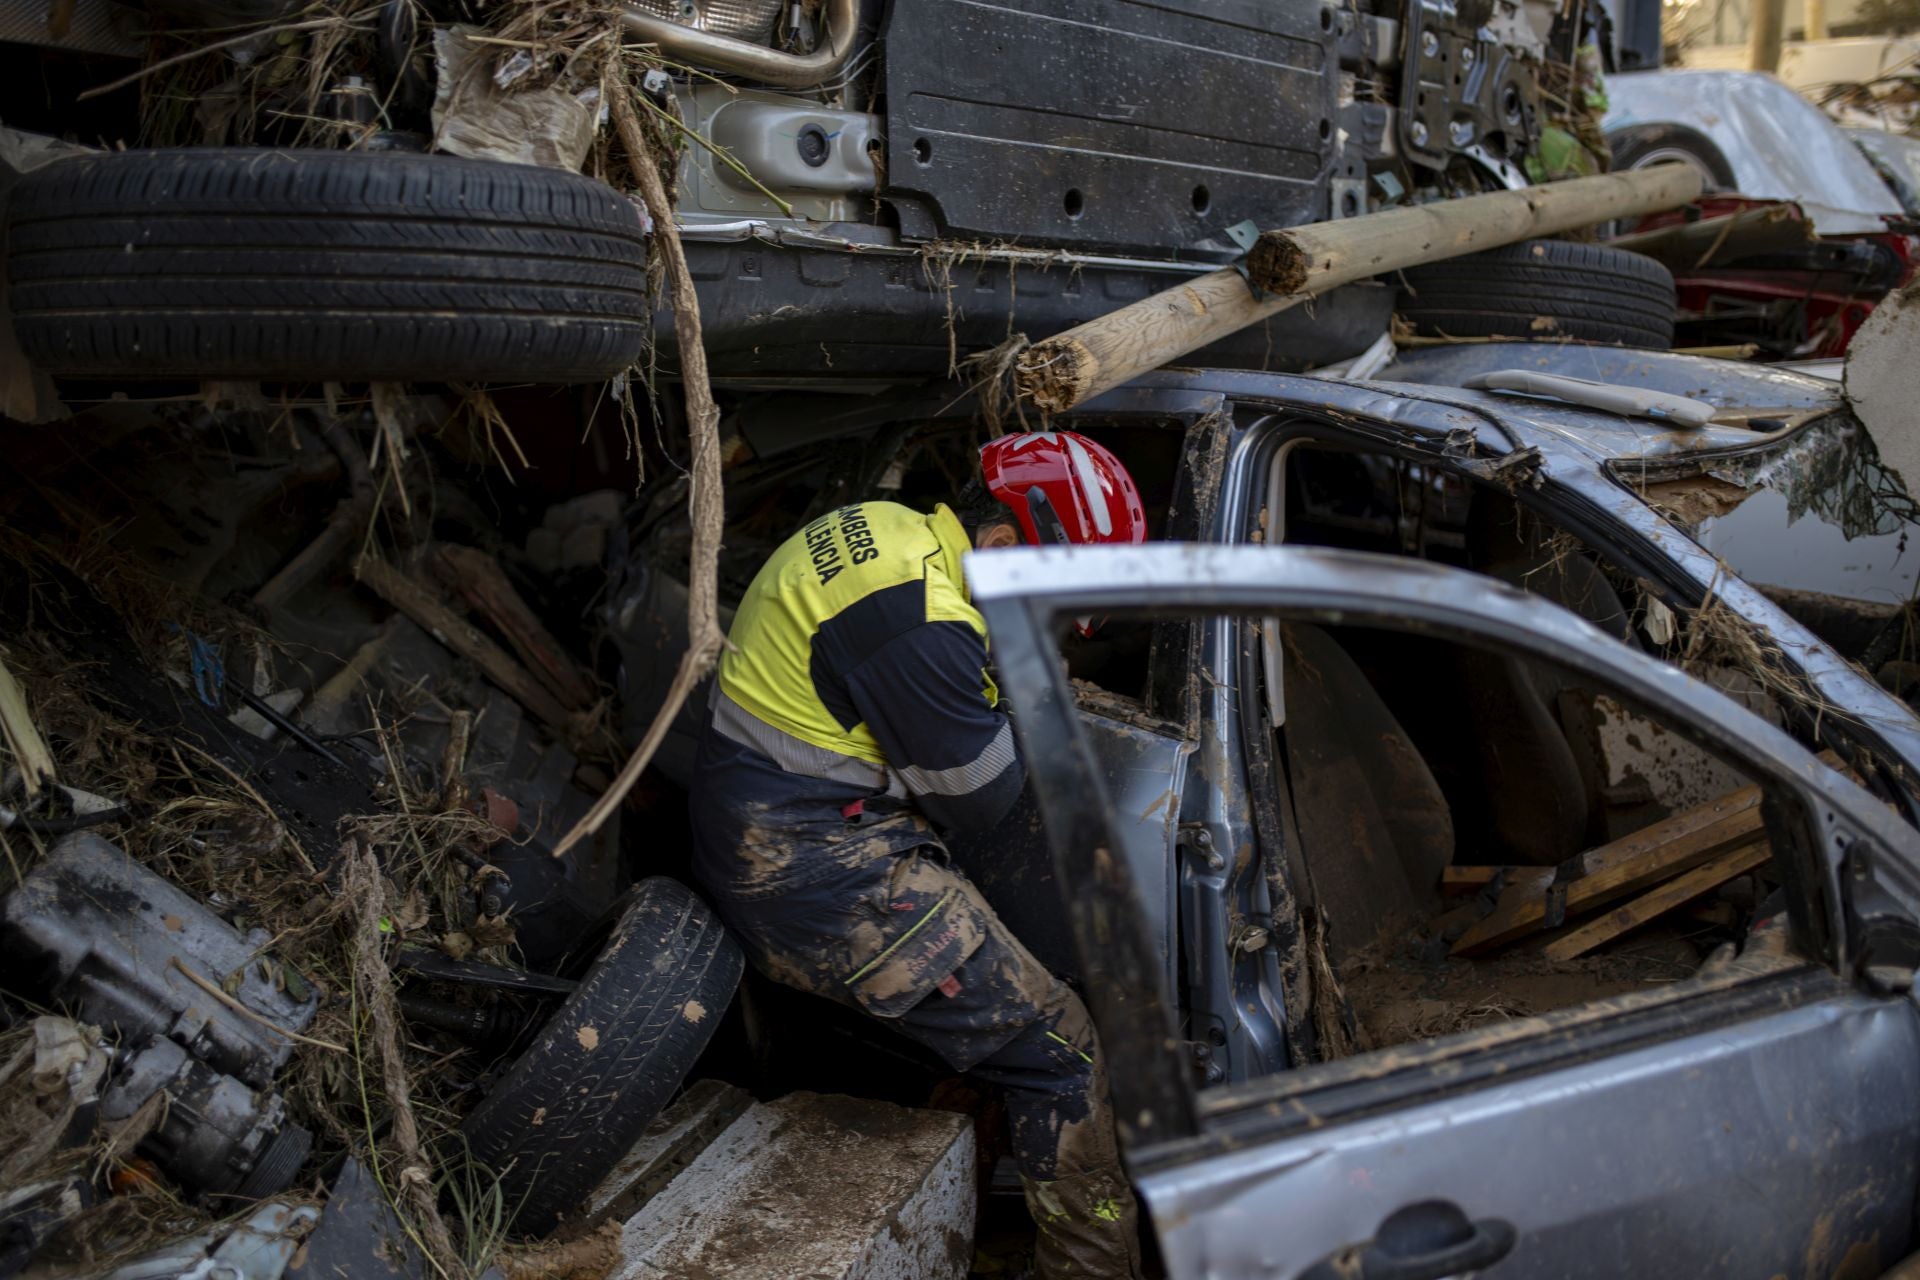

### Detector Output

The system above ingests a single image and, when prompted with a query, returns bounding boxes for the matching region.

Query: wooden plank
[1450,785,1765,956]
[429,544,598,713]
[1009,166,1704,414]
[354,554,592,757]
[1541,837,1772,961]
[1440,866,1506,895]
[574,1079,753,1234]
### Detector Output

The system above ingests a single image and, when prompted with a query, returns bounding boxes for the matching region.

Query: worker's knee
[976,985,1099,1105]
[980,987,1125,1182]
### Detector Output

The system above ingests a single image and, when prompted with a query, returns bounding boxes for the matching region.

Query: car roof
[1083,344,1845,466]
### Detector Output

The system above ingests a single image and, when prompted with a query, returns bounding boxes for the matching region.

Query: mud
[1640,475,1756,528]
[1070,679,1181,735]
[502,1221,624,1280]
[1340,925,1698,1051]
[621,1092,975,1280]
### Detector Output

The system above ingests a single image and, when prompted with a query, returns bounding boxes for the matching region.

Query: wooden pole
[1748,0,1787,70]
[1804,0,1828,40]
[1010,165,1704,415]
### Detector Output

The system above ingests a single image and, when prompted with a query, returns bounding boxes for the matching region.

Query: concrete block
[576,1079,752,1232]
[618,1092,976,1280]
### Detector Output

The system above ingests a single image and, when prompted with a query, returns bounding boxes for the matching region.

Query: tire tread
[4,148,650,382]
[457,877,744,1237]
[1397,239,1678,349]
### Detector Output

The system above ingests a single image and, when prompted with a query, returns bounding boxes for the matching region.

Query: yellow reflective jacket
[709,500,1019,833]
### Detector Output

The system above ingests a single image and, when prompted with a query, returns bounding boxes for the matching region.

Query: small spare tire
[1395,239,1678,349]
[5,148,649,383]
[459,877,743,1237]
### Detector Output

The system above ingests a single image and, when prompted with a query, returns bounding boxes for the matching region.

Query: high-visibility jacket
[693,501,1025,899]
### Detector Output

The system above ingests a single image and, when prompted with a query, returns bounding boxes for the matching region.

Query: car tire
[1394,239,1678,349]
[4,148,650,383]
[457,877,744,1237]
[1606,122,1738,192]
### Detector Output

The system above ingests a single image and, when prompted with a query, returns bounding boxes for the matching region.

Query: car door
[970,541,1920,1280]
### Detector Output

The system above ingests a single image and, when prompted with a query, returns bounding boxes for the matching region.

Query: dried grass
[1676,566,1852,737]
[133,0,619,151]
[961,333,1036,436]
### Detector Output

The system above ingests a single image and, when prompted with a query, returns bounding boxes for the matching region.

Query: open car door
[970,543,1920,1280]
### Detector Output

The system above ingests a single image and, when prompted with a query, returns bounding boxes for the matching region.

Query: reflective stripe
[711,686,891,791]
[1046,1029,1095,1064]
[846,890,955,984]
[895,721,1016,798]
[1064,435,1112,537]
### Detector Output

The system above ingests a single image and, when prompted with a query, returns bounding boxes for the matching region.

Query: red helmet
[979,431,1147,548]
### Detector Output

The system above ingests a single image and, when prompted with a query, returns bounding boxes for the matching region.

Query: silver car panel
[1603,69,1903,234]
[1143,980,1920,1279]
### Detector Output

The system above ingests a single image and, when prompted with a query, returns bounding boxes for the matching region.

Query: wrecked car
[974,539,1920,1276]
[2,0,1615,390]
[1600,69,1918,358]
[622,345,1920,1034]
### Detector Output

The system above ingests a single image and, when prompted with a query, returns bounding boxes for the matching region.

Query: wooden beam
[1441,866,1506,895]
[1009,166,1704,415]
[1541,837,1772,960]
[429,544,599,714]
[1450,784,1765,955]
[354,554,599,758]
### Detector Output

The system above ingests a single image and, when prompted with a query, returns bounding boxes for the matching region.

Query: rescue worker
[691,431,1150,1278]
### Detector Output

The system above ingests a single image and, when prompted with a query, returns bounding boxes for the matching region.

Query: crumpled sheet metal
[107,1201,320,1280]
[431,27,599,172]
[1845,127,1920,217]
[1704,412,1919,541]
[1377,342,1920,541]
[1603,69,1902,234]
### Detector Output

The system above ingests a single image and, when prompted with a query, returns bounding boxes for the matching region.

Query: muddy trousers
[718,849,1145,1280]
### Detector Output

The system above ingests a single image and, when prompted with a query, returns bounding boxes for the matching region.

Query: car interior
[1258,437,1800,1060]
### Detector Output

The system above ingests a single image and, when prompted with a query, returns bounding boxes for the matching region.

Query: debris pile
[0,410,688,1276]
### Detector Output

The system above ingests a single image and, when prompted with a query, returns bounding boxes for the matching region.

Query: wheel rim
[1628,148,1723,192]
